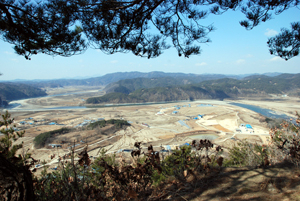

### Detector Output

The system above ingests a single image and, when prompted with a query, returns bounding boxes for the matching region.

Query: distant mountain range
[2,71,298,104]
[86,73,300,104]
[0,71,282,88]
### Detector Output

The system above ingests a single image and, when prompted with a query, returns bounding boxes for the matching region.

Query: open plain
[3,86,299,173]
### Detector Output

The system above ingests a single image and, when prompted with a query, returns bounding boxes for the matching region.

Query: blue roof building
[246,124,253,129]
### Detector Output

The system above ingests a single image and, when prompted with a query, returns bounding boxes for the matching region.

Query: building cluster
[171,104,191,115]
[74,118,104,128]
[18,117,58,126]
[48,144,62,148]
[236,124,254,133]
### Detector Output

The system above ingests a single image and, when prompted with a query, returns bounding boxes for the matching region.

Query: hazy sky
[1,7,299,81]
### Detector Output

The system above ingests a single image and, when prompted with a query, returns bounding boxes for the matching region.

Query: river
[6,93,294,120]
[229,102,293,120]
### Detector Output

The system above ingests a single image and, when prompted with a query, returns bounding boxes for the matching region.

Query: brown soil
[177,130,220,137]
[212,124,232,132]
[186,120,207,130]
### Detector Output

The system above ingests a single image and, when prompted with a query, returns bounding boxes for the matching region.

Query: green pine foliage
[33,128,71,148]
[87,120,107,129]
[106,119,130,128]
[87,119,130,130]
[224,139,269,167]
[0,111,25,159]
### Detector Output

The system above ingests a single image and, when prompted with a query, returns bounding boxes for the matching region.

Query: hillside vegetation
[87,73,300,104]
[0,83,47,102]
[104,73,285,94]
[86,85,229,104]
[87,119,130,129]
[104,77,191,94]
[34,128,71,148]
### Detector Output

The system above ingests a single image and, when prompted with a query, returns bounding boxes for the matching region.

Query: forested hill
[0,83,47,102]
[200,73,300,94]
[86,73,300,104]
[104,77,196,94]
[103,75,250,94]
[86,86,229,104]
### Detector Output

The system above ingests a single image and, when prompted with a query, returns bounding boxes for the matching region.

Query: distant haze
[0,71,282,82]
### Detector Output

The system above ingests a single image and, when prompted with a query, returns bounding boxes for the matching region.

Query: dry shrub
[224,139,269,168]
[32,139,224,200]
[268,112,300,167]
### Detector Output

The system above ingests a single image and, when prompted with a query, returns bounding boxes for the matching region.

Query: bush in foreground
[34,139,224,200]
[224,139,269,168]
[1,111,300,200]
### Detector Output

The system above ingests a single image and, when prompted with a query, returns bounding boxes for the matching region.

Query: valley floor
[2,86,299,176]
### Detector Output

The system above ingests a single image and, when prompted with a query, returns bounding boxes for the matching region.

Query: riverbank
[6,85,298,121]
[6,86,299,172]
[230,98,300,118]
[8,96,297,121]
[6,86,105,111]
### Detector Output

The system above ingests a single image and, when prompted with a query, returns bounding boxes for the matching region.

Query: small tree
[0,111,36,201]
[0,110,25,160]
[269,112,300,166]
[224,139,269,167]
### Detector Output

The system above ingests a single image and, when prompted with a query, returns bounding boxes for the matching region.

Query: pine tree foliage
[268,22,300,60]
[0,111,25,159]
[0,0,299,59]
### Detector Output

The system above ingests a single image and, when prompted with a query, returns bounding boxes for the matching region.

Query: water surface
[229,102,293,120]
